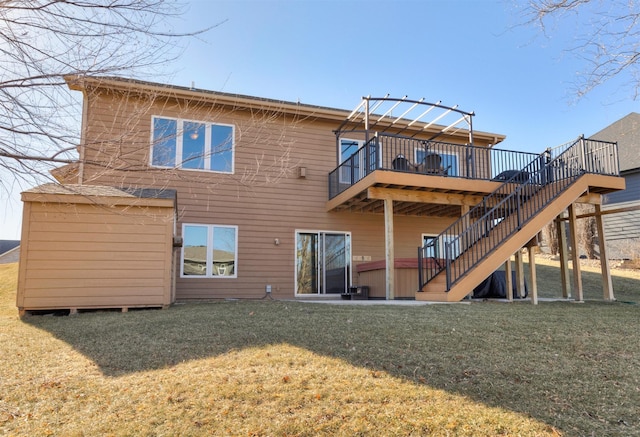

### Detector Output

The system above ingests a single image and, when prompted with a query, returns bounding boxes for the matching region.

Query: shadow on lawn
[22,265,640,434]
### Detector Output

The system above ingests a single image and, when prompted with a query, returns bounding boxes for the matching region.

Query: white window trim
[150,116,235,174]
[339,138,365,164]
[181,223,239,279]
[421,232,459,259]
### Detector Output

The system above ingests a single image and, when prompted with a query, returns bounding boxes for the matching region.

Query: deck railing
[328,133,541,199]
[418,136,619,292]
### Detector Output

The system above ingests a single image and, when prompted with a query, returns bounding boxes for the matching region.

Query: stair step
[415,290,450,302]
[418,173,614,302]
[419,282,447,293]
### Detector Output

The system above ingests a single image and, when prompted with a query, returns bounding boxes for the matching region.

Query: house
[589,112,640,261]
[16,75,625,312]
[0,240,20,264]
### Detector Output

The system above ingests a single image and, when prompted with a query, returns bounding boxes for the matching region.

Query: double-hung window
[151,116,234,173]
[181,224,238,278]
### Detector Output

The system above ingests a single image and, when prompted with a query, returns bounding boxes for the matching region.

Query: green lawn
[1,261,639,436]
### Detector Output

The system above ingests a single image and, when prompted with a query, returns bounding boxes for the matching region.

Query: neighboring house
[0,240,20,264]
[16,75,624,310]
[590,112,640,260]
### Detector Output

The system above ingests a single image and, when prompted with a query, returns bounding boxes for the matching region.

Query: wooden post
[556,212,571,298]
[568,204,583,301]
[384,198,395,300]
[515,249,525,299]
[505,258,513,302]
[595,204,614,301]
[528,245,538,305]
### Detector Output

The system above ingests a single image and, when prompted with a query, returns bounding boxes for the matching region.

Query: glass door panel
[296,233,319,294]
[296,232,351,295]
[324,233,349,294]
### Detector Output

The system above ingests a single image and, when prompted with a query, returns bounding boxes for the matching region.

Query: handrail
[418,136,620,292]
[328,133,541,199]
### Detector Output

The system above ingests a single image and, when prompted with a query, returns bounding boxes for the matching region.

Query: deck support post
[505,258,513,302]
[595,204,614,301]
[528,245,538,305]
[556,211,571,298]
[515,249,525,299]
[568,204,583,301]
[384,198,395,300]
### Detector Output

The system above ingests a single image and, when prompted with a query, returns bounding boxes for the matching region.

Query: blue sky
[1,0,638,240]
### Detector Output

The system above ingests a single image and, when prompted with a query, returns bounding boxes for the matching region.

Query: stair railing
[418,136,619,292]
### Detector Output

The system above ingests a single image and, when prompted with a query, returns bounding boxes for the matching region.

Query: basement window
[181,224,238,278]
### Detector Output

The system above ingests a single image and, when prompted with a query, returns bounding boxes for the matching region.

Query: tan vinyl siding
[73,88,490,300]
[17,193,175,311]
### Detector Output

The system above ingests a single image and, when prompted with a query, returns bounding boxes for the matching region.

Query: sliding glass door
[296,231,351,295]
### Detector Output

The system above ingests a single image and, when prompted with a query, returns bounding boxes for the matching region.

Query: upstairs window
[151,116,234,173]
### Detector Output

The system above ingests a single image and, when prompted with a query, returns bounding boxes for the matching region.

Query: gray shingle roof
[25,184,177,200]
[589,112,640,172]
[0,240,20,255]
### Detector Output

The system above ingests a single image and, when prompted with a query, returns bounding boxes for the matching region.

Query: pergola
[335,95,475,146]
[334,96,477,300]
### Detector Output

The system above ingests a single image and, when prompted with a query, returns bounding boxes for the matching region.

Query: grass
[1,261,640,436]
[523,254,640,302]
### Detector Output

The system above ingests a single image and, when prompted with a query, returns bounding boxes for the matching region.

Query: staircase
[417,136,620,302]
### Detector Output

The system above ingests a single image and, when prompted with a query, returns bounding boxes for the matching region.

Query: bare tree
[65,80,298,194]
[542,220,559,255]
[575,203,597,259]
[524,0,640,100]
[0,0,213,195]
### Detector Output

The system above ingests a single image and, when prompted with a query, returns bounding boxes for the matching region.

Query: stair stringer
[416,176,591,302]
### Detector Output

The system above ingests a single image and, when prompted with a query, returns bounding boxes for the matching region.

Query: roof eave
[64,75,506,145]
